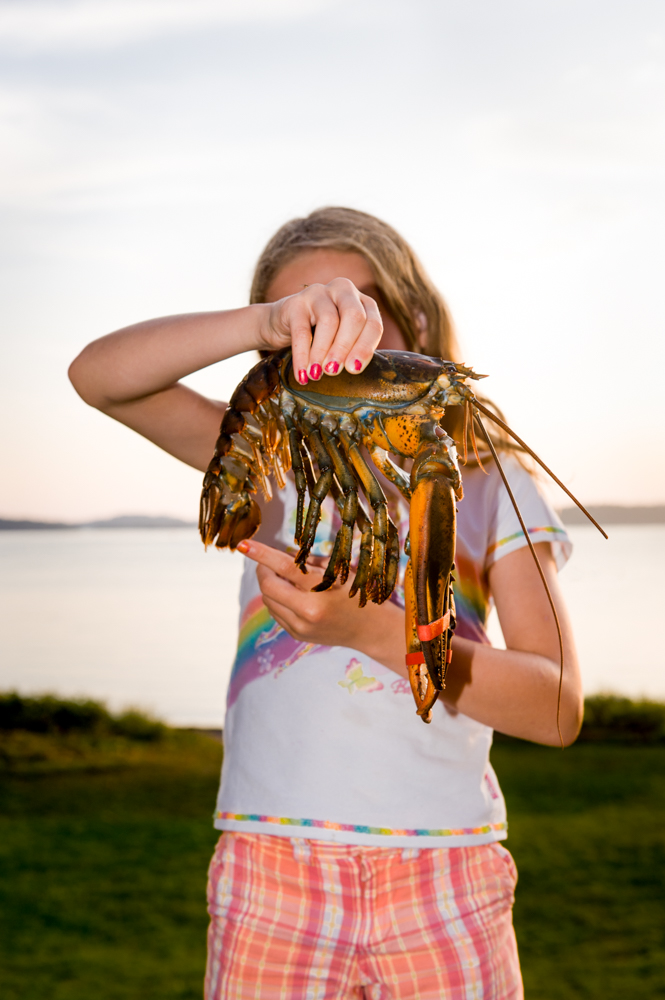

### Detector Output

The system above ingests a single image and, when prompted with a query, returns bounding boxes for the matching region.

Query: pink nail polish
[324,360,339,375]
[298,369,308,384]
[353,359,362,372]
[309,363,322,380]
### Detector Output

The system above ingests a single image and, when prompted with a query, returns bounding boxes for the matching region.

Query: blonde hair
[250,206,521,461]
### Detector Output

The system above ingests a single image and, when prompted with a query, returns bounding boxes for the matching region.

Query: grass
[0,694,664,998]
[0,724,223,1000]
[491,740,665,999]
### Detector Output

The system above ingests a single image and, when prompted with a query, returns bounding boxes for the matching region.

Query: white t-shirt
[214,457,571,848]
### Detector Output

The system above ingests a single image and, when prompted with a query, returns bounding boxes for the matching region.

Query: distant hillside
[85,515,195,529]
[559,505,665,526]
[3,507,664,531]
[0,518,75,531]
[0,515,195,531]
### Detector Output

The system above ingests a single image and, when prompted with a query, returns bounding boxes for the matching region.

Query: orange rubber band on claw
[405,651,425,666]
[416,611,450,643]
[406,644,454,669]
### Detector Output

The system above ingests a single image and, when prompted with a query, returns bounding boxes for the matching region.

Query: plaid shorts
[205,832,522,1000]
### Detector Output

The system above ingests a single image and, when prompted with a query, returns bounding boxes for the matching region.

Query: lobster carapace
[200,348,605,726]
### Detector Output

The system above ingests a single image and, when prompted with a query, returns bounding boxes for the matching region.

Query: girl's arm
[68,282,384,472]
[442,544,583,746]
[69,309,269,472]
[238,538,583,747]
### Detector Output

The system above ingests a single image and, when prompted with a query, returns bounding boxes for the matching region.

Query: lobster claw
[404,435,460,722]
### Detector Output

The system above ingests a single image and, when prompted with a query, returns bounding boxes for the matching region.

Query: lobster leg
[312,426,359,590]
[365,444,406,598]
[282,400,308,543]
[349,506,374,607]
[384,520,400,601]
[367,444,412,501]
[341,436,391,604]
[296,424,335,569]
[325,480,374,606]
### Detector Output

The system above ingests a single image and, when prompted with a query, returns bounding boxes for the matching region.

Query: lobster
[199,348,606,726]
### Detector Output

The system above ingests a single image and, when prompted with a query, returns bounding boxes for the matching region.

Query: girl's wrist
[350,602,408,678]
[251,301,282,353]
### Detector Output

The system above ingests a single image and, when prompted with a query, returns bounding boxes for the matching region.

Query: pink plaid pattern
[205,833,522,1000]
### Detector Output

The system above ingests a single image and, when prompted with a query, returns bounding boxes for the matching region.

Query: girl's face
[264,249,408,352]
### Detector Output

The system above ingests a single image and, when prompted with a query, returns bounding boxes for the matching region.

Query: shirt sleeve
[484,457,572,572]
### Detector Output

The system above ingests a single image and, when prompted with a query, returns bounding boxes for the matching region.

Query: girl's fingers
[305,295,342,381]
[287,303,315,386]
[291,320,312,385]
[238,539,324,590]
[341,293,383,374]
[257,564,307,606]
[282,291,340,384]
[274,279,383,382]
[258,589,301,634]
[314,279,369,376]
[256,568,321,641]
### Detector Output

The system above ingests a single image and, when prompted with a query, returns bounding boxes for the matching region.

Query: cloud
[0,0,333,51]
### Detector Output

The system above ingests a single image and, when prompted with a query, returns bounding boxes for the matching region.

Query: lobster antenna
[468,399,489,474]
[471,398,608,540]
[461,398,469,466]
[474,412,565,749]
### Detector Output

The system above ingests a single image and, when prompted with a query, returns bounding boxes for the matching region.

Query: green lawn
[0,731,223,1000]
[491,740,665,999]
[0,730,663,999]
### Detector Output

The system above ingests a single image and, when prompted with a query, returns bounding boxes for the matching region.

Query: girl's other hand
[261,279,384,384]
[236,538,407,673]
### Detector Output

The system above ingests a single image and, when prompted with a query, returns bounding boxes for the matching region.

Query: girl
[69,207,582,1000]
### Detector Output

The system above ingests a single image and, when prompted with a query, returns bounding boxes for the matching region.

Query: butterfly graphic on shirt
[338,658,384,695]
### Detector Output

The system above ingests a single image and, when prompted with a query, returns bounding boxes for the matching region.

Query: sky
[1,0,664,521]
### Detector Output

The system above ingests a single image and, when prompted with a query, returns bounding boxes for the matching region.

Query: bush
[580,694,665,744]
[0,693,165,741]
[4,691,664,746]
[112,709,166,741]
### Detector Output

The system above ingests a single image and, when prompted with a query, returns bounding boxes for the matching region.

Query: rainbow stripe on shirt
[486,524,568,558]
[215,810,507,838]
[227,593,327,707]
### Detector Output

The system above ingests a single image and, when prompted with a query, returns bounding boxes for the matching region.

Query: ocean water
[1,525,663,727]
[0,529,243,727]
[486,523,665,702]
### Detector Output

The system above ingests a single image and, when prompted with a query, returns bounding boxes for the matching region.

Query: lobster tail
[199,467,226,547]
[199,352,286,550]
[213,493,262,550]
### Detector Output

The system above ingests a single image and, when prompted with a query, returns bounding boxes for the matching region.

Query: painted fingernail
[297,369,308,385]
[237,540,250,554]
[309,363,322,380]
[353,359,362,372]
[324,360,339,375]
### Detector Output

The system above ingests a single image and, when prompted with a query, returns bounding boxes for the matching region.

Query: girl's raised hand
[261,279,384,384]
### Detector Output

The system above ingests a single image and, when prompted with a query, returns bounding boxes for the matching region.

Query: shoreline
[3,506,665,531]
